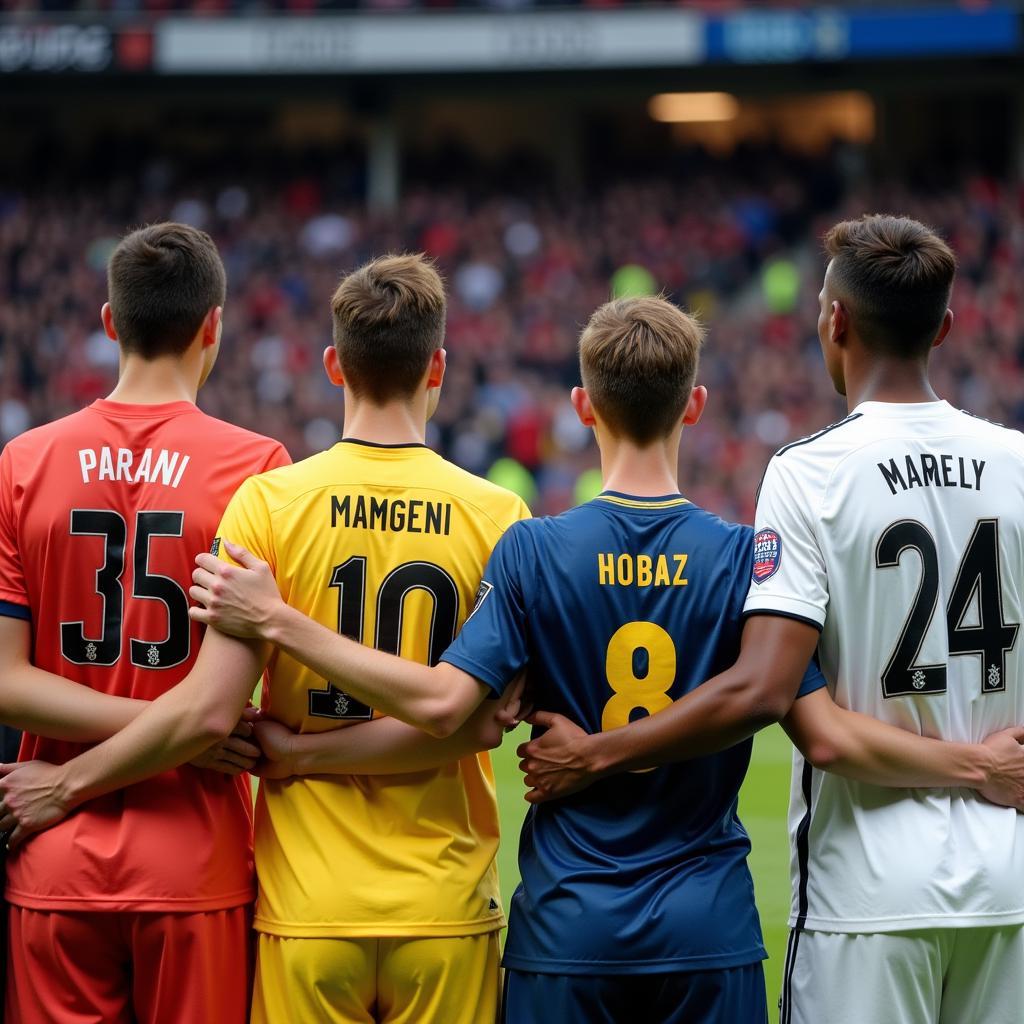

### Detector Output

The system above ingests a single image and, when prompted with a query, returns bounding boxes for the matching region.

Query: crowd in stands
[1,143,1021,523]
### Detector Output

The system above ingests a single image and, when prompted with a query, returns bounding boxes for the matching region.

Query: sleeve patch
[467,580,493,620]
[752,528,783,584]
[210,537,221,557]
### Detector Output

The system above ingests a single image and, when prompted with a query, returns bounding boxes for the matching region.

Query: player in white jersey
[750,397,1024,1024]
[745,216,1024,1024]
[513,214,1024,1024]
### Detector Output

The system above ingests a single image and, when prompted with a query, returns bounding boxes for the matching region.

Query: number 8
[601,621,676,732]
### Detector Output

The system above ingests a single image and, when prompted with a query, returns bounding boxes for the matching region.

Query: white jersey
[744,399,1024,933]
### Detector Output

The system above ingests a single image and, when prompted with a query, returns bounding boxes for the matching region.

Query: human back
[0,221,288,1024]
[222,440,527,934]
[757,401,1024,933]
[2,401,285,908]
[497,498,766,973]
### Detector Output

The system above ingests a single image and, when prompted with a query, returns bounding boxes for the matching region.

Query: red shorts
[5,904,253,1024]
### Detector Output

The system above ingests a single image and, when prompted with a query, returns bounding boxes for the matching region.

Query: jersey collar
[851,399,953,418]
[339,437,428,450]
[595,491,690,510]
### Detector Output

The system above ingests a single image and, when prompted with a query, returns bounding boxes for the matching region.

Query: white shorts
[780,925,1024,1024]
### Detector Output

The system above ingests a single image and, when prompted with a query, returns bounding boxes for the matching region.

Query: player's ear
[101,303,118,342]
[201,307,222,349]
[682,385,707,427]
[323,346,345,387]
[830,300,849,347]
[571,386,596,428]
[933,309,954,350]
[426,347,446,390]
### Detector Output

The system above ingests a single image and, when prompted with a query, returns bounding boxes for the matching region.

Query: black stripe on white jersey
[753,413,863,506]
[781,760,814,1024]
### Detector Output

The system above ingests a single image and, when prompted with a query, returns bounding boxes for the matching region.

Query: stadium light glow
[648,92,740,124]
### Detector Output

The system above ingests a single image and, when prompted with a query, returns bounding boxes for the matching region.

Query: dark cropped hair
[825,214,957,358]
[108,223,226,359]
[331,253,446,403]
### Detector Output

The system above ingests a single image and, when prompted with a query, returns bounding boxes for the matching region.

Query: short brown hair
[579,297,704,444]
[331,254,446,403]
[108,223,226,359]
[824,214,956,358]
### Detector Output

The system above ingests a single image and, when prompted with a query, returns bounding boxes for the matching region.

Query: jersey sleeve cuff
[795,672,828,698]
[0,599,31,622]
[438,651,508,699]
[742,595,825,632]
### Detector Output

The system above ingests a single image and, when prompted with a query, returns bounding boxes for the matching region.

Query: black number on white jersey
[945,520,1018,694]
[876,518,1019,698]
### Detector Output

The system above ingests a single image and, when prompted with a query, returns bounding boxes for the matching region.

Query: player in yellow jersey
[0,254,529,1024]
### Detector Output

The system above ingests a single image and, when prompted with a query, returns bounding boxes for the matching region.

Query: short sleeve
[742,456,828,631]
[0,447,29,618]
[796,659,827,698]
[213,477,275,570]
[260,443,292,474]
[440,525,530,698]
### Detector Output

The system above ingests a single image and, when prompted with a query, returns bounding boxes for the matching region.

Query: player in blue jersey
[164,294,1024,1023]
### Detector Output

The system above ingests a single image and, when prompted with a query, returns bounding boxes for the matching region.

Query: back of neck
[845,359,939,412]
[106,355,198,406]
[343,399,427,446]
[599,438,681,498]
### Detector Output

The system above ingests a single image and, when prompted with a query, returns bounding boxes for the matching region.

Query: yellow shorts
[252,931,500,1024]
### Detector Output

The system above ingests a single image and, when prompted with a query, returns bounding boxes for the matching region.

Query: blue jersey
[441,492,825,976]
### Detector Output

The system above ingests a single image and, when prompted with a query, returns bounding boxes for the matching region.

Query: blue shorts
[502,963,768,1024]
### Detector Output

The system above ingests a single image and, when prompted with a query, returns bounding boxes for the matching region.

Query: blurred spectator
[1,143,1021,529]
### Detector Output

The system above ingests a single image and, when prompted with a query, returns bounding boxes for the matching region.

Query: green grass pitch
[491,723,794,1006]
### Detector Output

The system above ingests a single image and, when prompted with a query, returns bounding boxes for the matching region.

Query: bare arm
[0,617,144,742]
[565,615,818,775]
[189,543,490,737]
[784,688,1024,804]
[520,614,1024,808]
[253,686,522,780]
[0,627,268,846]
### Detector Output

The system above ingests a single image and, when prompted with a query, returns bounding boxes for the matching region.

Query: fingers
[7,825,27,851]
[223,540,264,571]
[525,711,558,729]
[0,814,15,833]
[493,707,520,728]
[194,553,223,574]
[242,705,263,723]
[191,565,220,591]
[203,760,246,777]
[231,720,254,739]
[524,787,553,805]
[221,735,262,760]
[188,605,213,625]
[0,763,20,778]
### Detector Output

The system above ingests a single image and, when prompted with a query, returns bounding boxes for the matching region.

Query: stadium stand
[1,143,1020,521]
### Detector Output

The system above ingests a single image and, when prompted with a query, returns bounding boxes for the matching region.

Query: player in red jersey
[0,223,289,1024]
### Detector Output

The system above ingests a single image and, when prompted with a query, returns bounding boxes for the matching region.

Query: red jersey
[0,399,289,912]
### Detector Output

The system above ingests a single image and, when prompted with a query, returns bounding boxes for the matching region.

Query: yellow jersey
[214,439,530,937]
